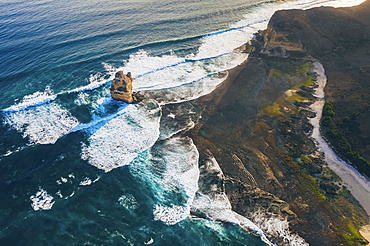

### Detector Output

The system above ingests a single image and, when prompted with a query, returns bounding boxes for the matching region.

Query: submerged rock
[110,71,142,103]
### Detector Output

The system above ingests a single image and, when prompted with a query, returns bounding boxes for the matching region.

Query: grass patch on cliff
[285,91,306,103]
[305,75,313,86]
[261,101,284,117]
[341,217,368,246]
[298,170,327,203]
[296,63,310,74]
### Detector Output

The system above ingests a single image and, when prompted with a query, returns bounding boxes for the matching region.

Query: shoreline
[361,225,370,246]
[309,62,370,216]
[310,61,370,244]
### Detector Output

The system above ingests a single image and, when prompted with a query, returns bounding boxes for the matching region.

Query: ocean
[0,0,365,245]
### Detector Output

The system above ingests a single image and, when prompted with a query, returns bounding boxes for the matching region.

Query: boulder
[110,71,135,103]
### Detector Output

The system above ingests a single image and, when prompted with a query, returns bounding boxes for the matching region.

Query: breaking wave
[81,100,161,172]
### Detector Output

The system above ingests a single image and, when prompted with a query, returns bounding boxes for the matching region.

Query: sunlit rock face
[110,71,134,103]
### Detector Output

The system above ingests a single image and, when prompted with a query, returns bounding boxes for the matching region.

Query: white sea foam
[118,194,139,211]
[3,86,57,114]
[2,72,110,114]
[81,100,161,172]
[197,0,364,60]
[67,76,109,94]
[150,137,200,225]
[74,92,90,106]
[3,0,364,119]
[79,177,92,186]
[250,212,308,246]
[158,103,198,140]
[69,102,129,135]
[30,188,55,211]
[197,0,366,60]
[153,204,189,225]
[303,0,366,8]
[192,155,273,245]
[192,192,238,223]
[3,102,79,145]
[128,137,199,225]
[144,75,225,105]
[144,238,154,245]
[111,50,247,95]
[102,0,366,106]
[151,137,200,201]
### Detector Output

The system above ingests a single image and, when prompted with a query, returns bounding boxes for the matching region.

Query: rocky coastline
[176,1,370,245]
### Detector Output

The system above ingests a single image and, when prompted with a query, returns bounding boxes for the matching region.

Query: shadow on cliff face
[267,1,370,162]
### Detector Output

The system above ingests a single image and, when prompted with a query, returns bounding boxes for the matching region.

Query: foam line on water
[67,79,112,94]
[134,52,231,80]
[118,49,248,96]
[81,100,161,172]
[3,95,58,114]
[202,19,269,38]
[2,78,112,114]
[69,103,129,135]
[2,51,234,115]
[0,0,278,114]
[3,102,79,145]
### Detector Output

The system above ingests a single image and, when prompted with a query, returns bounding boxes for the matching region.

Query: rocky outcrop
[110,71,133,103]
[110,71,142,103]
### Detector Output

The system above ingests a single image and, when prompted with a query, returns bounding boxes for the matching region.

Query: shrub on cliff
[321,102,370,178]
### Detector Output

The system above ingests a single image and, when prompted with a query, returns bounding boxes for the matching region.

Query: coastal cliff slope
[266,1,370,166]
[187,1,370,245]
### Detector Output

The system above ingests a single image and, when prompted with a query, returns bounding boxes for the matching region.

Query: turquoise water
[0,0,363,245]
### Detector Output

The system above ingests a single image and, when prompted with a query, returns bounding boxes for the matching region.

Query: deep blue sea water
[0,0,364,245]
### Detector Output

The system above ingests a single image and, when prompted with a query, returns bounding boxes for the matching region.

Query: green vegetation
[247,57,368,245]
[338,185,351,197]
[261,100,272,110]
[296,63,310,74]
[285,91,306,103]
[322,102,370,177]
[261,102,284,117]
[341,217,368,246]
[304,75,313,86]
[300,155,312,164]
